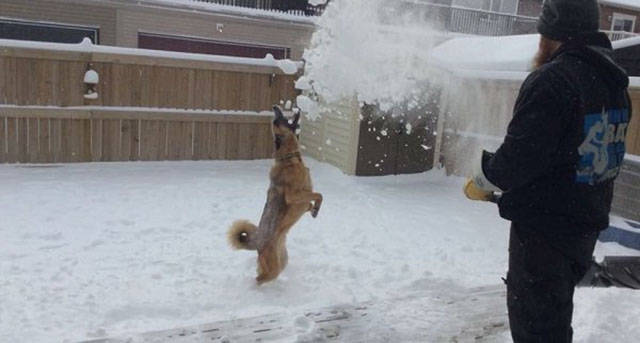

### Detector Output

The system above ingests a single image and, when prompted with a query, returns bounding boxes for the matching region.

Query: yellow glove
[463,178,494,201]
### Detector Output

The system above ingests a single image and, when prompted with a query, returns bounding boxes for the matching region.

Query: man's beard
[532,38,560,70]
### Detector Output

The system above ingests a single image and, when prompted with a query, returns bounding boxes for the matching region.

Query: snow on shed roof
[429,34,539,74]
[599,0,640,11]
[431,33,640,74]
[430,33,640,87]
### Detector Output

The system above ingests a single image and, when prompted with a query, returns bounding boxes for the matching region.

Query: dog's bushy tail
[227,220,258,250]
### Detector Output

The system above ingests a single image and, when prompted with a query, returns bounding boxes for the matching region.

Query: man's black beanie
[537,0,601,41]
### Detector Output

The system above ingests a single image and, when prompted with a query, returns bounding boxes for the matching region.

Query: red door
[138,33,289,59]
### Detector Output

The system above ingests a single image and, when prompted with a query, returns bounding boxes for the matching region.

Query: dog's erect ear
[292,111,300,127]
[273,106,284,120]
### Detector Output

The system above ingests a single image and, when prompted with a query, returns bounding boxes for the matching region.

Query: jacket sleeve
[482,70,570,192]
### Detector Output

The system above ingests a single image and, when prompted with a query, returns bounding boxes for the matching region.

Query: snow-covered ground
[0,159,638,342]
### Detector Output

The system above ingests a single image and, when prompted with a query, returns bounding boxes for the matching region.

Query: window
[0,18,98,44]
[452,0,518,14]
[611,13,636,32]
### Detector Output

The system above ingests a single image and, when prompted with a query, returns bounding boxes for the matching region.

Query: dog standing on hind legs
[227,106,322,285]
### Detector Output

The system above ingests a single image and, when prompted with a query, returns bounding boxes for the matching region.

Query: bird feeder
[83,66,99,100]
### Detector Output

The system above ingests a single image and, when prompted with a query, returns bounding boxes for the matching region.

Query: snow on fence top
[0,37,302,75]
[0,104,275,117]
[138,0,319,23]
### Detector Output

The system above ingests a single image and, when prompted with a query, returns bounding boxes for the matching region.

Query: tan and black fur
[227,106,322,285]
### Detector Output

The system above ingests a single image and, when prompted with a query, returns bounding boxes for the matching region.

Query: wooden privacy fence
[0,40,299,163]
[0,45,297,110]
[0,107,274,163]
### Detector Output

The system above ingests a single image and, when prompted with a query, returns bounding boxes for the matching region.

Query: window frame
[611,12,637,33]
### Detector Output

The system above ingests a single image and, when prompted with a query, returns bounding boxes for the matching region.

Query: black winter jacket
[483,33,632,234]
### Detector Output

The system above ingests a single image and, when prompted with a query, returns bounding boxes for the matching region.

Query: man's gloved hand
[464,150,502,202]
[463,178,494,201]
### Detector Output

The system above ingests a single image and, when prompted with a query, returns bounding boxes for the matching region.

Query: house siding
[0,0,313,59]
[0,0,118,45]
[600,4,640,33]
[518,0,640,34]
[517,0,542,17]
[116,5,313,59]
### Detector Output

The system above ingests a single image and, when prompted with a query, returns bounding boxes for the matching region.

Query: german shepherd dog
[227,106,322,285]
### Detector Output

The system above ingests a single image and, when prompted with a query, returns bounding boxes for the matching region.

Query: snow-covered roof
[429,34,539,78]
[0,38,302,74]
[430,33,640,86]
[600,0,640,11]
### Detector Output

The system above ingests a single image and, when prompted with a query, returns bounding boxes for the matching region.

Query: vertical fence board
[207,122,219,159]
[120,119,139,161]
[193,70,213,110]
[225,123,240,160]
[37,118,51,163]
[60,119,78,162]
[257,123,273,159]
[98,63,113,107]
[50,61,61,105]
[140,120,167,161]
[175,68,191,110]
[187,69,196,109]
[111,64,130,106]
[81,119,92,162]
[101,119,121,161]
[50,119,63,163]
[0,117,5,163]
[228,72,242,110]
[211,71,224,110]
[90,119,102,162]
[237,123,255,160]
[6,118,18,163]
[138,65,153,108]
[193,122,211,160]
[15,59,34,105]
[0,58,6,104]
[27,118,39,162]
[17,118,28,163]
[7,58,18,105]
[216,122,228,159]
[60,62,86,107]
[166,121,193,160]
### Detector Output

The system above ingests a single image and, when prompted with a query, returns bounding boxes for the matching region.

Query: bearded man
[463,0,632,342]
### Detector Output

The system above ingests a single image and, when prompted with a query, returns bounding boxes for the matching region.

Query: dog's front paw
[311,204,321,218]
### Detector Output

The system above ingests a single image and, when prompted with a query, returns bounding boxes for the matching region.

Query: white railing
[602,30,639,41]
[190,0,325,16]
[392,1,539,36]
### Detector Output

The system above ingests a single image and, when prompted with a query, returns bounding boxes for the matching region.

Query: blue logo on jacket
[576,107,629,185]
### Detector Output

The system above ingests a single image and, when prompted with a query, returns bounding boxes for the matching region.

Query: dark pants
[506,222,598,343]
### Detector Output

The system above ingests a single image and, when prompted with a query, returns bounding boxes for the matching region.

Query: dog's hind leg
[256,245,282,285]
[279,245,288,270]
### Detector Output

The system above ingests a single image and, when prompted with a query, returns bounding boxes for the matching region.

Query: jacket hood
[553,32,629,90]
